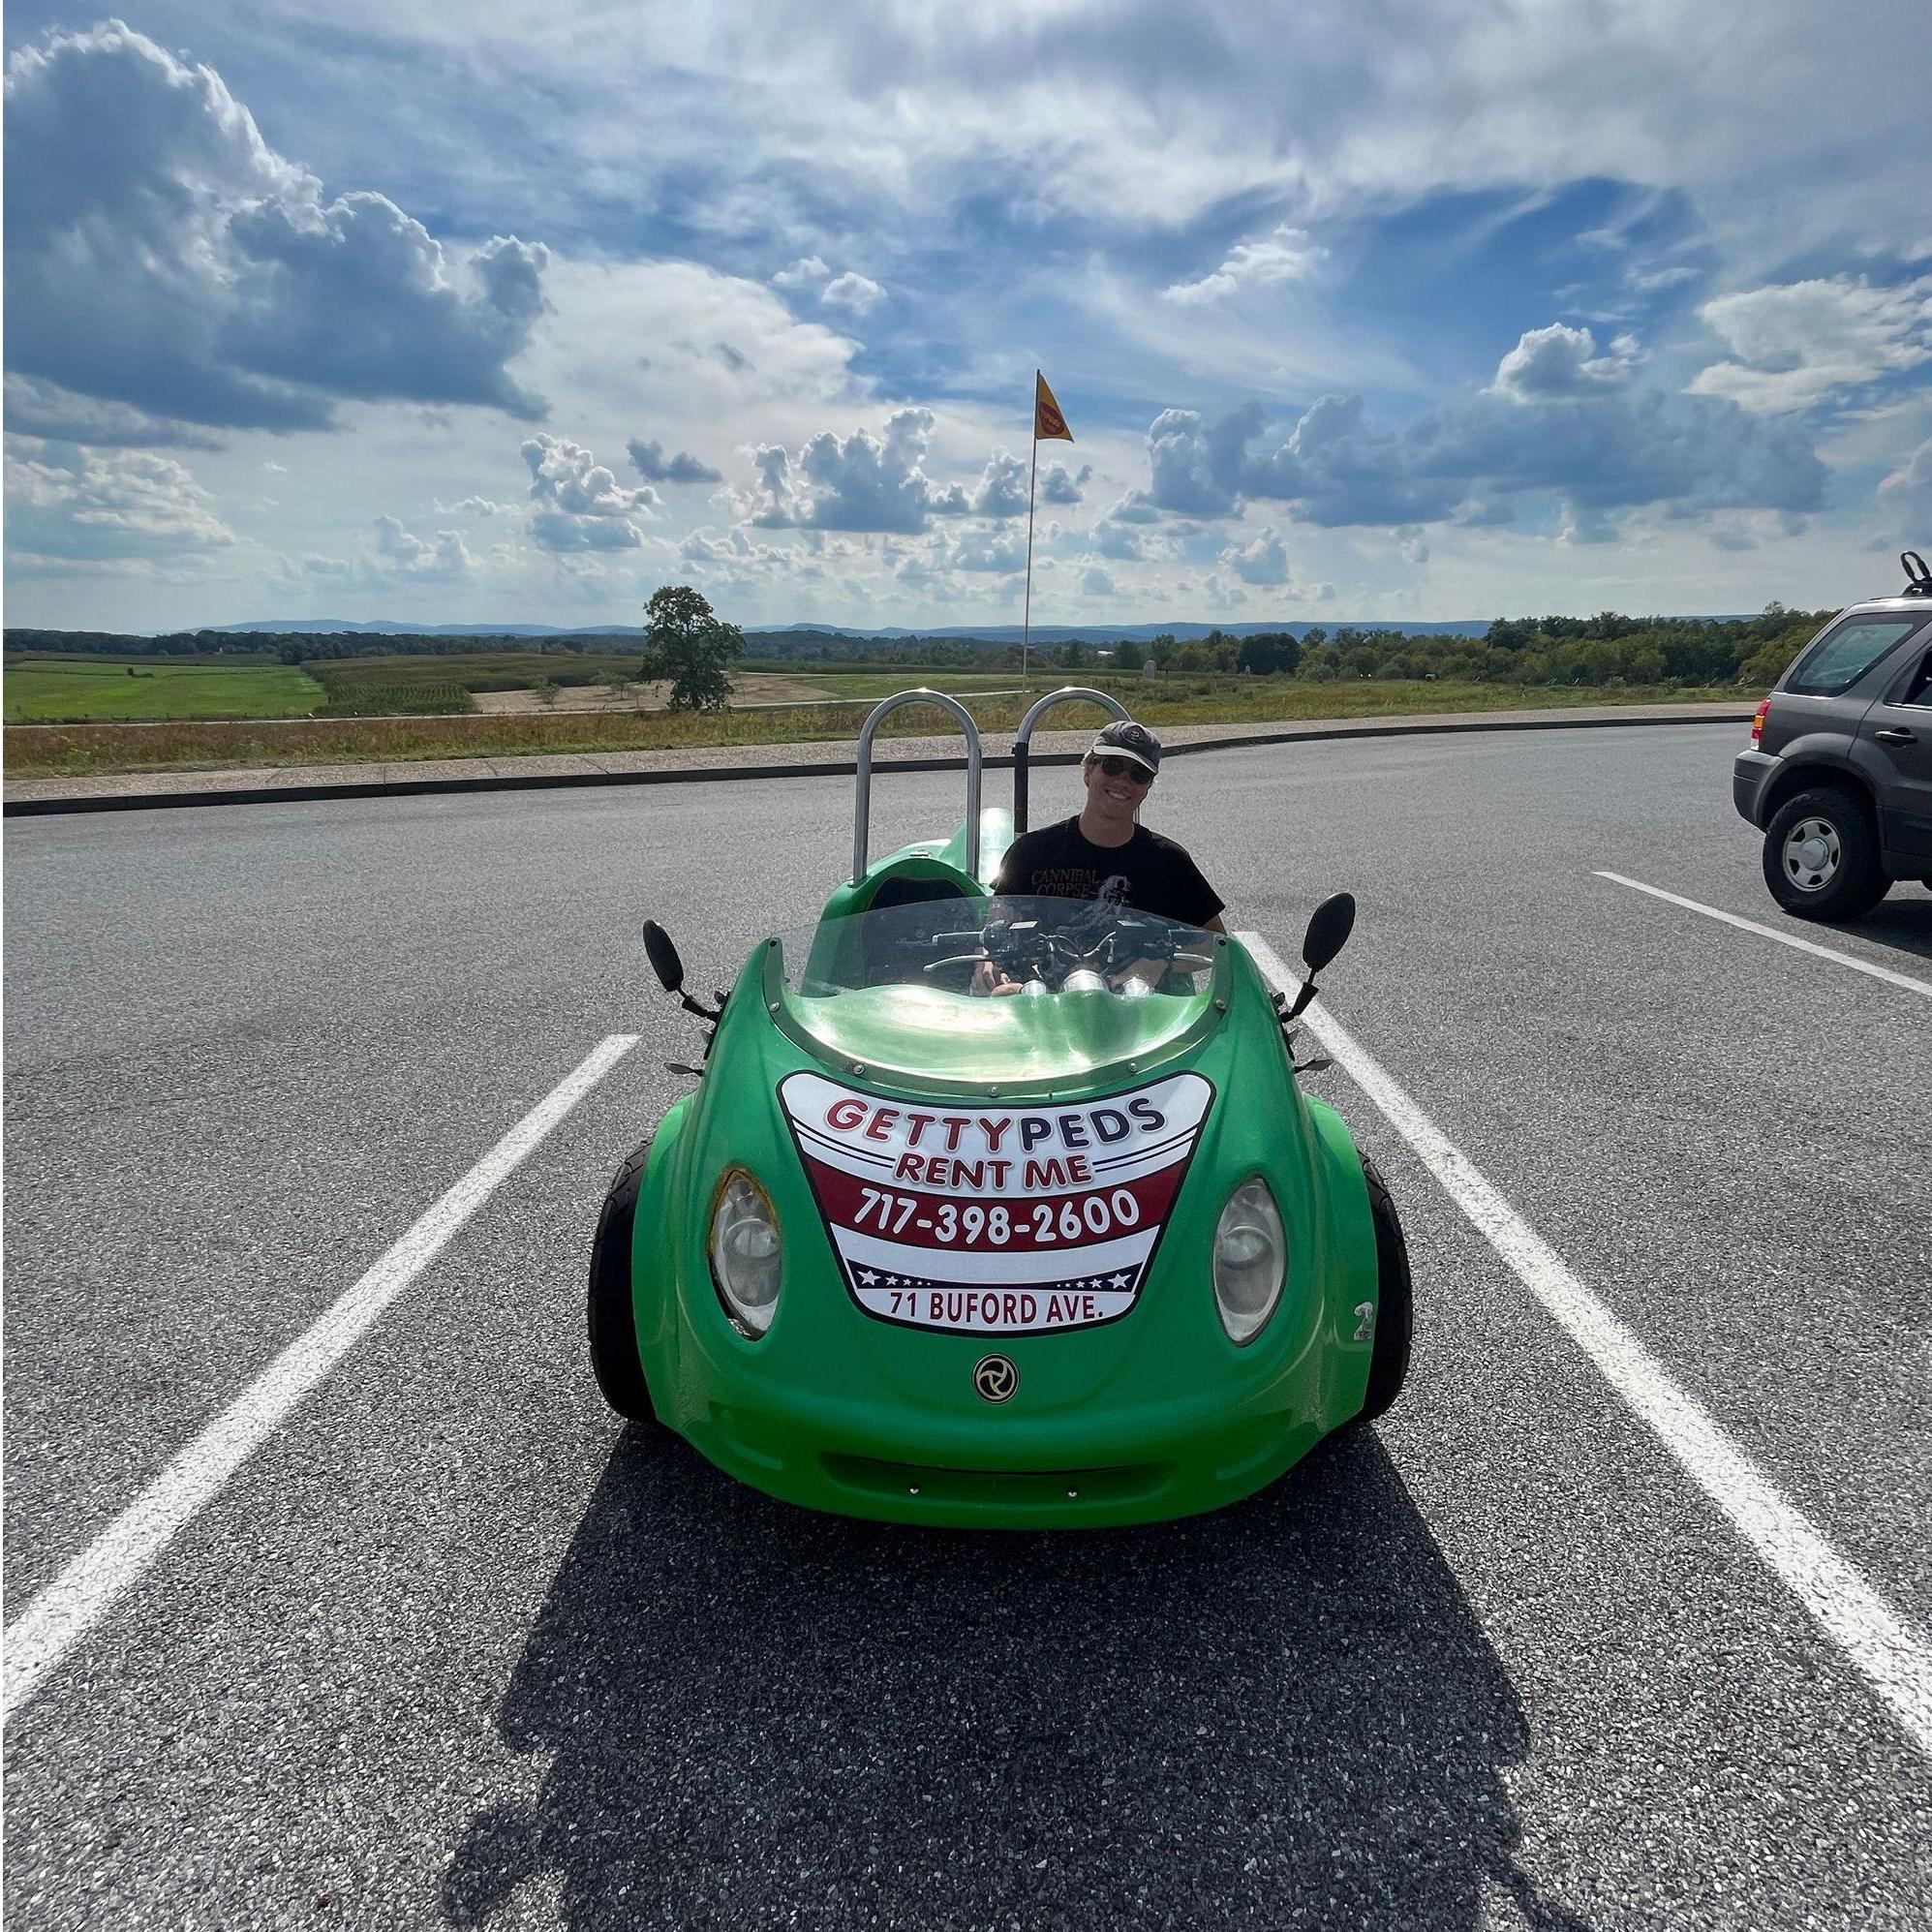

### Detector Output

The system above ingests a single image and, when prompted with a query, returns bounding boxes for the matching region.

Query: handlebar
[912,910,1213,992]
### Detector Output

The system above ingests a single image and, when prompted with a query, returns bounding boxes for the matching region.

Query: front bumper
[677,1368,1334,1528]
[1733,749,1779,827]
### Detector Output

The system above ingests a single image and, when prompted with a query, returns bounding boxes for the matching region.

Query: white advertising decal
[779,1070,1213,1334]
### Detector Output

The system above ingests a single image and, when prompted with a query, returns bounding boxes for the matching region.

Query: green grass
[4,679,1763,780]
[4,659,325,723]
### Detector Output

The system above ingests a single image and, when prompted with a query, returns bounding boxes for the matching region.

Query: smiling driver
[993,720,1226,931]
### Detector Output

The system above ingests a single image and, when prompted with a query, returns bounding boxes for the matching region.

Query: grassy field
[782,671,1028,701]
[4,680,1763,780]
[4,658,325,723]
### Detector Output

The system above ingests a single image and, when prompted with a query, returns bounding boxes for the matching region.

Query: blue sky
[5,3,1929,633]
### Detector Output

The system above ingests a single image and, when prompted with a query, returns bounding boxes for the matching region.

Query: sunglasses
[1093,756,1152,782]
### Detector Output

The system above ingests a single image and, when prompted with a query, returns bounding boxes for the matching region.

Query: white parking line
[2,1034,640,1725]
[1238,933,1932,1757]
[1595,871,1932,998]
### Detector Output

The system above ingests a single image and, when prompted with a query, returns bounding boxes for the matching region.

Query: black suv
[1733,551,1932,922]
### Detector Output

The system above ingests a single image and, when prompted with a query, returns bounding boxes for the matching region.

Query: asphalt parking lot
[5,721,1929,1929]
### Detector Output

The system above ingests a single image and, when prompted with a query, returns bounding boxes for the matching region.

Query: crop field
[4,680,1765,779]
[307,662,479,717]
[3,658,324,724]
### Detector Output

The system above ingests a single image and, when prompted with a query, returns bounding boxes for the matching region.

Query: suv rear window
[1784,615,1923,696]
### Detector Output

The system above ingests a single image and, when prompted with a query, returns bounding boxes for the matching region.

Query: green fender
[1303,1092,1380,1427]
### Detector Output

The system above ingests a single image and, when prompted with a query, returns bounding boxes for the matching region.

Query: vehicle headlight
[1211,1179,1286,1344]
[709,1169,783,1337]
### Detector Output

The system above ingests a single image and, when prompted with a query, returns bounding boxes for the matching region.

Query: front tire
[1762,784,1889,922]
[588,1139,660,1424]
[1356,1154,1413,1424]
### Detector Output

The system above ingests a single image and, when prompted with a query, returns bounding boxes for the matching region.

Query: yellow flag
[1034,371,1073,443]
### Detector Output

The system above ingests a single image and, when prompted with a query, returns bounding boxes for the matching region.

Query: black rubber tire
[587,1139,661,1424]
[1355,1154,1413,1425]
[1761,784,1890,922]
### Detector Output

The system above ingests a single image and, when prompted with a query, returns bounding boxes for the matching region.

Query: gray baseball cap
[1089,719,1162,775]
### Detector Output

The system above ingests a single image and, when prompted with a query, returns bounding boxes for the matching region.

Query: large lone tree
[639,584,744,712]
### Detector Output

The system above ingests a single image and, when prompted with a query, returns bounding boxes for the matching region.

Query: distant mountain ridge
[199,615,1661,644]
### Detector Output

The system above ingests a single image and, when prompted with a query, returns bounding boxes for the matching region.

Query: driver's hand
[972,961,1024,997]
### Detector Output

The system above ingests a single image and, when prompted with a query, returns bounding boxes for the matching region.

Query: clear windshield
[772,895,1223,1084]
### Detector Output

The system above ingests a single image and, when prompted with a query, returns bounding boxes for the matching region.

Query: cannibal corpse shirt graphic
[991,817,1224,929]
[779,1070,1213,1334]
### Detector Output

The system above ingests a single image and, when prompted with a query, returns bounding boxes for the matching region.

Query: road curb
[3,706,1757,816]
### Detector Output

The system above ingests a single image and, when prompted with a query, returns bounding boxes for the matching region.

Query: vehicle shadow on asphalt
[1841,891,1932,965]
[442,1427,1588,1931]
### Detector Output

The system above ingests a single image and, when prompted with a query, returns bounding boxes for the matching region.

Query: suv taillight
[1751,698,1770,747]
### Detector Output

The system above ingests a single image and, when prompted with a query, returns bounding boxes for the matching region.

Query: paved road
[5,722,1929,1929]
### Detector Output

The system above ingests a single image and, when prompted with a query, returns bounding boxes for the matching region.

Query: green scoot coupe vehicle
[589,689,1412,1527]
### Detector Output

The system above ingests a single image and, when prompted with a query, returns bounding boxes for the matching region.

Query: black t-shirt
[994,815,1224,927]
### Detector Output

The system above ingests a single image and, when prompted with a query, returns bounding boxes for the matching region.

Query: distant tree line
[6,602,1833,690]
[1,628,611,663]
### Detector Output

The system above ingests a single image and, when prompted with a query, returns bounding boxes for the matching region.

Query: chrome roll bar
[1011,687,1130,836]
[852,689,984,884]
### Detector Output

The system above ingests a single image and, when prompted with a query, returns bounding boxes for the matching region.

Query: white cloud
[1040,461,1092,506]
[373,514,479,575]
[520,432,659,549]
[821,271,885,314]
[942,527,1025,573]
[750,409,938,532]
[1558,500,1618,545]
[930,447,1030,520]
[1218,527,1290,585]
[1878,437,1932,535]
[1,373,226,450]
[628,438,723,484]
[1080,566,1117,597]
[1628,263,1701,293]
[1144,323,1825,530]
[772,254,883,315]
[1165,225,1324,305]
[1690,276,1932,413]
[199,0,1928,300]
[746,410,1032,535]
[437,494,519,516]
[4,21,550,433]
[4,440,235,562]
[1088,490,1181,562]
[1487,324,1624,402]
[772,256,831,291]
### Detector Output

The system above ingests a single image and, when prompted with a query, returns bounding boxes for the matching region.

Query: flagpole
[1022,379,1039,687]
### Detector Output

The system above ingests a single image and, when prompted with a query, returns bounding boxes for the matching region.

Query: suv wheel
[1762,784,1890,922]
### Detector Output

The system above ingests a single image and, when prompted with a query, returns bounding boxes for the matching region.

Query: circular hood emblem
[973,1354,1018,1403]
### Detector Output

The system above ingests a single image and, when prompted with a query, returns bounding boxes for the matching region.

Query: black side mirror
[1282,891,1356,1023]
[1302,892,1356,975]
[641,920,685,994]
[641,919,727,1030]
